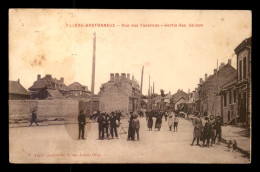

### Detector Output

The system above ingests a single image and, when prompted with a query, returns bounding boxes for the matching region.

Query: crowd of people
[146,109,179,132]
[191,111,222,147]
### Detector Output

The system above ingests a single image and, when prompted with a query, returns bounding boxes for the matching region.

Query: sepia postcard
[9,9,252,164]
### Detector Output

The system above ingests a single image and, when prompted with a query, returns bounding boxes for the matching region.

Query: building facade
[234,37,251,125]
[198,60,236,117]
[219,73,238,124]
[29,74,69,99]
[98,73,141,113]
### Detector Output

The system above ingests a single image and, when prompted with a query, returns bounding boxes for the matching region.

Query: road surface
[9,117,250,163]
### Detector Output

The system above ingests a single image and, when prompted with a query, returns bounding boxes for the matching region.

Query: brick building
[170,89,188,110]
[9,79,30,100]
[198,60,236,117]
[234,37,251,125]
[98,73,141,113]
[66,82,91,99]
[29,74,69,99]
[219,72,238,124]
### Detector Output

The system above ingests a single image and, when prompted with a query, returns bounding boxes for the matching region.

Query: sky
[9,9,251,95]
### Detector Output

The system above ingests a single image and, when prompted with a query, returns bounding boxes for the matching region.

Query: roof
[68,82,89,91]
[221,72,238,89]
[9,81,29,95]
[234,37,252,55]
[29,76,68,91]
[163,94,172,99]
[46,89,64,99]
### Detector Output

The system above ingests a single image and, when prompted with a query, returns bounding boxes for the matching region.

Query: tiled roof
[221,72,237,89]
[9,81,29,95]
[68,82,89,92]
[29,79,51,90]
[46,89,64,99]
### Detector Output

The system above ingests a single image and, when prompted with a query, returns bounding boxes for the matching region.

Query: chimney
[219,62,225,69]
[228,59,231,65]
[110,73,114,81]
[127,73,130,80]
[46,74,52,80]
[121,73,126,80]
[132,75,134,81]
[37,74,41,80]
[188,89,190,94]
[200,78,203,84]
[18,78,20,83]
[60,77,64,83]
[115,73,119,81]
[205,74,208,81]
[214,69,217,74]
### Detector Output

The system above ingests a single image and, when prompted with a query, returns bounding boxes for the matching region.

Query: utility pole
[140,66,144,98]
[153,82,154,97]
[90,32,96,117]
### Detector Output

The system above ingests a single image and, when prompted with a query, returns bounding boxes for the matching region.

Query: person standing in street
[174,114,179,132]
[78,111,86,140]
[155,113,162,131]
[164,110,168,121]
[110,112,118,139]
[146,114,153,131]
[103,112,110,139]
[127,112,134,140]
[209,115,216,144]
[132,114,140,141]
[168,112,174,131]
[191,112,202,146]
[97,111,105,140]
[30,109,39,126]
[215,116,222,144]
[202,116,210,147]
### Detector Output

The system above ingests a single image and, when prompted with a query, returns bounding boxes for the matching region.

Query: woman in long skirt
[155,115,162,131]
[147,115,153,131]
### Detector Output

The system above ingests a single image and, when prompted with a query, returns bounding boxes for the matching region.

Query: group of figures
[146,110,179,132]
[78,110,140,141]
[191,111,222,147]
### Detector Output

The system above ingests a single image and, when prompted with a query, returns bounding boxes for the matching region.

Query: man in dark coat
[30,109,39,126]
[103,112,110,139]
[97,111,105,139]
[78,111,86,140]
[127,112,134,140]
[110,112,118,139]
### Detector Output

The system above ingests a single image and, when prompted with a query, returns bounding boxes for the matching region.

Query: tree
[160,89,165,97]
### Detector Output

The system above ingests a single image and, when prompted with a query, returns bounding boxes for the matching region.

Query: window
[239,60,242,80]
[223,93,227,107]
[243,57,247,79]
[229,90,232,104]
[234,90,236,103]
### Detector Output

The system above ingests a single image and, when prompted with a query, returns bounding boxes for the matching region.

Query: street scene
[9,9,251,163]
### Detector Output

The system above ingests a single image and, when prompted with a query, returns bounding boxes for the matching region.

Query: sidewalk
[221,125,250,158]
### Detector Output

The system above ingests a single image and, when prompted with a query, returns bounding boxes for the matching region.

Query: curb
[185,117,250,159]
[220,138,250,159]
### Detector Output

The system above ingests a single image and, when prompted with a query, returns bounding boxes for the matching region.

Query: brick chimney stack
[121,73,126,80]
[132,75,134,81]
[110,73,114,81]
[18,78,20,83]
[115,73,119,82]
[200,78,203,84]
[37,74,41,80]
[228,59,232,65]
[214,69,217,74]
[205,73,208,81]
[127,73,130,80]
[46,74,52,80]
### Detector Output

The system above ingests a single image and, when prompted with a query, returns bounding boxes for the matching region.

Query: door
[239,92,247,123]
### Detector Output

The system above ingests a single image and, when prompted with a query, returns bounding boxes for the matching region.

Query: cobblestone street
[9,117,250,163]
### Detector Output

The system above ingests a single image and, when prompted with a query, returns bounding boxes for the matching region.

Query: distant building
[66,82,91,99]
[29,74,68,99]
[198,59,236,117]
[170,89,188,110]
[9,79,30,100]
[234,37,251,125]
[98,73,141,113]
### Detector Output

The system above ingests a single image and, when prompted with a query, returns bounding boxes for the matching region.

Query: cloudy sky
[9,9,251,95]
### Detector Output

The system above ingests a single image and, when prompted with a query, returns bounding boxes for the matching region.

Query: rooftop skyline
[9,9,251,94]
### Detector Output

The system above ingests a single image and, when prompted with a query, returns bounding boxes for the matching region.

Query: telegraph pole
[140,66,144,98]
[90,32,96,117]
